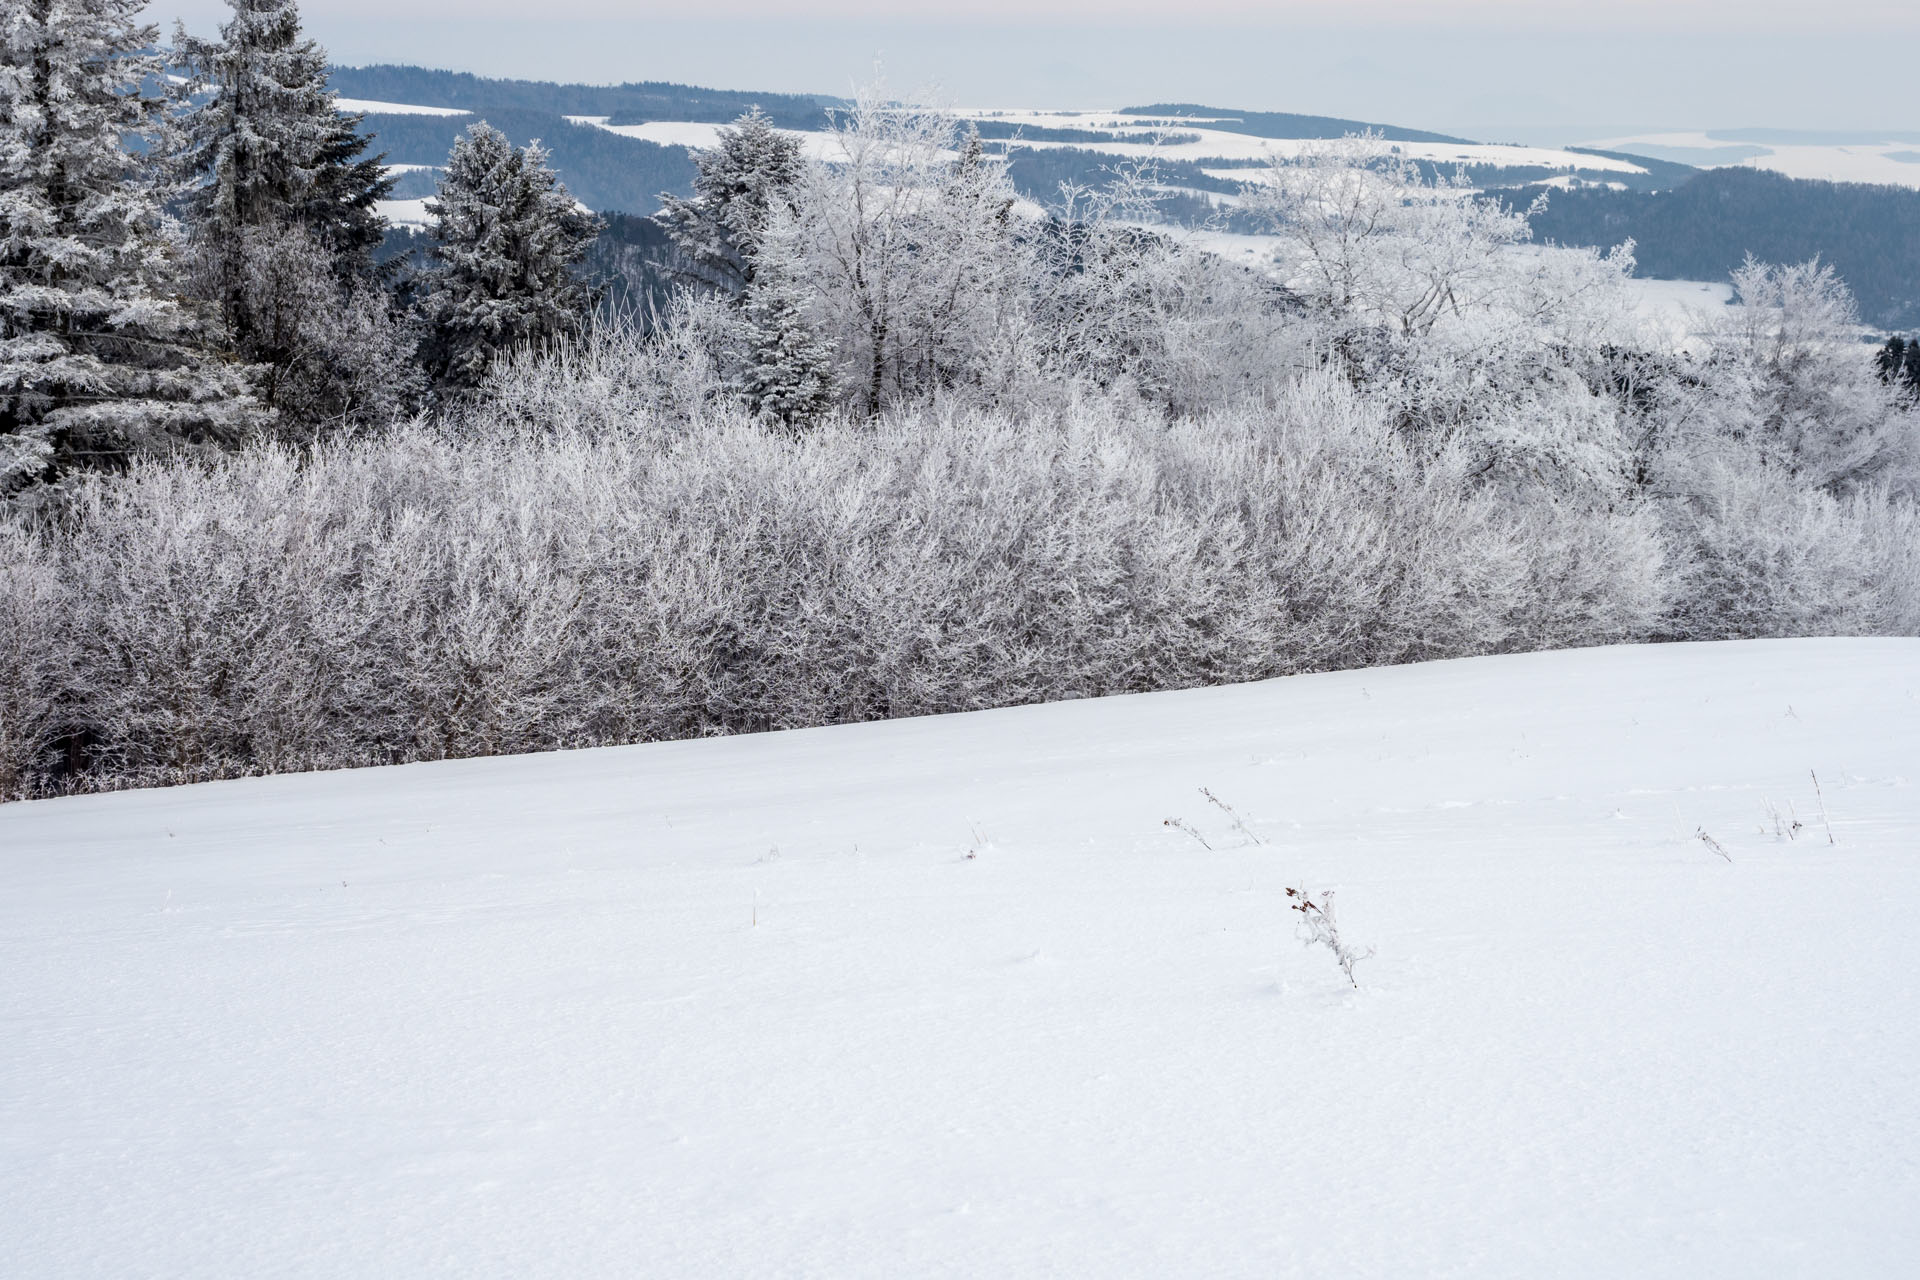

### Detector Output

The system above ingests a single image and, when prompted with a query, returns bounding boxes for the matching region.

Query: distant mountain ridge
[334,66,1918,331]
[1120,103,1472,145]
[329,65,837,131]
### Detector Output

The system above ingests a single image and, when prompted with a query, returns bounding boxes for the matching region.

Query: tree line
[1,3,1917,800]
[1,0,603,503]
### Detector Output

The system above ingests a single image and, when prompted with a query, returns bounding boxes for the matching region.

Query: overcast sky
[154,2,1920,142]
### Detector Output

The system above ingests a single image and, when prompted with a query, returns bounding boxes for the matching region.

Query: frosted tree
[421,122,602,391]
[1244,136,1522,337]
[210,224,423,438]
[1242,135,1647,493]
[658,107,806,297]
[1,0,257,497]
[737,209,834,427]
[172,0,415,431]
[173,0,389,265]
[1030,159,1304,413]
[1683,257,1908,490]
[789,92,1032,415]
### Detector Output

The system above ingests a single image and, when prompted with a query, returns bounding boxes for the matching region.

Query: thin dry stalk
[1810,770,1836,845]
[1696,827,1732,862]
[1163,817,1212,850]
[1286,884,1372,988]
[1200,786,1262,846]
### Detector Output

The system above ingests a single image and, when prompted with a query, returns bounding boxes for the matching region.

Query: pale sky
[153,1,1920,141]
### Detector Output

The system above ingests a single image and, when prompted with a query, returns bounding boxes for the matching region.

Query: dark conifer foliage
[657,108,806,297]
[421,123,602,390]
[1,0,258,495]
[170,0,423,434]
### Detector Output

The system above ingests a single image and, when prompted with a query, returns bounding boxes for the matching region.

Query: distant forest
[1518,167,1920,329]
[355,110,695,215]
[329,65,836,129]
[1119,104,1469,145]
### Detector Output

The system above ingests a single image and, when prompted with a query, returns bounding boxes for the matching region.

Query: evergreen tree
[421,122,601,391]
[658,108,805,297]
[172,0,416,432]
[738,213,834,428]
[1,0,256,497]
[1878,335,1919,399]
[174,0,389,266]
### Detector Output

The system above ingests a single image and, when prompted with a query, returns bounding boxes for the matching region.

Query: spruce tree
[738,214,834,428]
[172,0,415,432]
[1,0,256,497]
[1876,336,1907,385]
[658,108,805,297]
[174,0,389,266]
[421,122,601,391]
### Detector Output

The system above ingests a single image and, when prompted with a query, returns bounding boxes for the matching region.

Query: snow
[943,109,1646,176]
[335,97,471,118]
[372,197,435,228]
[1620,277,1736,347]
[569,116,850,163]
[4,639,1918,1277]
[566,109,1643,180]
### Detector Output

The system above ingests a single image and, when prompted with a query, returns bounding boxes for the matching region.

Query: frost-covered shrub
[1853,488,1920,636]
[4,370,1726,798]
[1666,462,1881,639]
[0,523,68,799]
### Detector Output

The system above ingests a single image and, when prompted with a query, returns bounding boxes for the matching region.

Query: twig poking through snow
[1811,771,1836,845]
[1696,827,1732,862]
[1164,817,1212,850]
[1761,798,1803,841]
[1286,884,1372,988]
[1200,787,1262,846]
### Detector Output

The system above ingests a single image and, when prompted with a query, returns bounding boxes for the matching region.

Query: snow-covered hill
[571,108,1655,188]
[4,640,1917,1277]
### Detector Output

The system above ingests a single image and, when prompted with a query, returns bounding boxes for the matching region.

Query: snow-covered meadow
[4,639,1916,1277]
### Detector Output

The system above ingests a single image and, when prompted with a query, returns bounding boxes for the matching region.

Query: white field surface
[335,97,470,117]
[559,109,1647,182]
[1621,276,1735,345]
[566,115,867,165]
[952,109,1647,178]
[4,639,1919,1277]
[372,197,435,228]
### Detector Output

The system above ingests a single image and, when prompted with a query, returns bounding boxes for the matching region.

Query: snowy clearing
[3,639,1918,1277]
[947,109,1646,177]
[558,109,1647,182]
[335,97,470,117]
[371,196,434,228]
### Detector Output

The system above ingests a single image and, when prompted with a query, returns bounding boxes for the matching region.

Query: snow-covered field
[335,96,470,118]
[4,639,1918,1277]
[1622,276,1736,343]
[371,196,434,228]
[567,108,1652,184]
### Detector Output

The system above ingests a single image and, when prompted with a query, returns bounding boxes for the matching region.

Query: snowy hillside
[4,639,1917,1277]
[570,108,1655,188]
